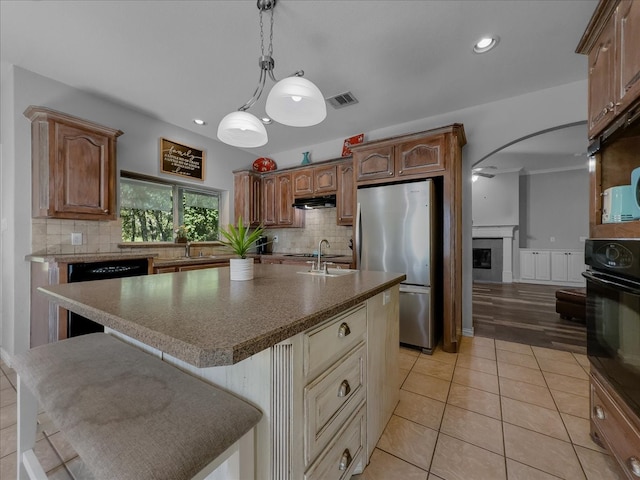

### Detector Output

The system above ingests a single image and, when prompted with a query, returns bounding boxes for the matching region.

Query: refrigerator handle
[355,202,362,270]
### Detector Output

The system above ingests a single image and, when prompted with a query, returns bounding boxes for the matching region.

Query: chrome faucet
[185,242,192,258]
[317,239,330,272]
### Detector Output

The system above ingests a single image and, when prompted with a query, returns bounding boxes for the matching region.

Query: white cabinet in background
[520,249,585,286]
[551,251,586,284]
[520,250,551,281]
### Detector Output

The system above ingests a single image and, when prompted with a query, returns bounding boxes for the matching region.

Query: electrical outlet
[273,235,278,243]
[550,236,556,243]
[71,232,83,245]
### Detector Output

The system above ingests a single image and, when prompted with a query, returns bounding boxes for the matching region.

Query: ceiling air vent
[327,91,359,109]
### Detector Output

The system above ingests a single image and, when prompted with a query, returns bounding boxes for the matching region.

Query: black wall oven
[584,239,640,418]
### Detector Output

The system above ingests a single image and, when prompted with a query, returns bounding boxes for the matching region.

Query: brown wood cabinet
[337,160,355,226]
[313,165,338,195]
[590,369,640,480]
[262,172,304,228]
[355,134,446,185]
[293,169,314,197]
[351,125,466,353]
[293,165,338,197]
[577,0,640,239]
[233,171,262,227]
[577,4,640,476]
[616,1,640,114]
[24,106,123,220]
[577,0,640,139]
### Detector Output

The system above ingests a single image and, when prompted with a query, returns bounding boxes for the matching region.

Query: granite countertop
[38,264,405,368]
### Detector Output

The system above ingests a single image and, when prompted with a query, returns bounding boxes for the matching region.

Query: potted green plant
[174,225,188,243]
[220,216,264,280]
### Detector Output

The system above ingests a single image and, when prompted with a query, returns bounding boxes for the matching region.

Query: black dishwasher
[67,258,149,337]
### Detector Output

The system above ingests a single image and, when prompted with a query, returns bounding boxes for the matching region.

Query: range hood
[292,195,337,209]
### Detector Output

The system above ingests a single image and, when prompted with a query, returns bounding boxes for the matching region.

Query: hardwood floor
[472,282,587,355]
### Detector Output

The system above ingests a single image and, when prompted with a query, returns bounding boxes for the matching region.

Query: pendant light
[217,0,326,148]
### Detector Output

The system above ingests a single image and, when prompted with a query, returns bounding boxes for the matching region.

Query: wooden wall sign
[160,138,205,180]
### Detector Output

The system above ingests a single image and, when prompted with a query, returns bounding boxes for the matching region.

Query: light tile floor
[0,336,626,479]
[353,336,624,480]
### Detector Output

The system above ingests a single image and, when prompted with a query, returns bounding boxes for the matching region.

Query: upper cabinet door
[54,124,112,217]
[616,0,640,113]
[293,169,314,197]
[587,13,616,139]
[354,145,395,182]
[337,161,354,226]
[313,165,337,195]
[25,106,122,221]
[396,135,446,177]
[262,175,277,226]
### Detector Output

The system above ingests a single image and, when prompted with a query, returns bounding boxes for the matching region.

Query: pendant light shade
[266,76,327,127]
[216,0,326,148]
[217,111,268,148]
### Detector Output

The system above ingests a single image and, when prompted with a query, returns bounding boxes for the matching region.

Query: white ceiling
[1,0,597,159]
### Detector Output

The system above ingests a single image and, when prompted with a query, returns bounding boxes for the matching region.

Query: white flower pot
[230,258,254,281]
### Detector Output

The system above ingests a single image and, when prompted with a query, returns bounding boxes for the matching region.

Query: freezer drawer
[399,286,434,353]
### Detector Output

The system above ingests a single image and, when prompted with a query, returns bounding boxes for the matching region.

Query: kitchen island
[37,264,405,480]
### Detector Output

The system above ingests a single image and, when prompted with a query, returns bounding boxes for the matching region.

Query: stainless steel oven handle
[582,271,640,296]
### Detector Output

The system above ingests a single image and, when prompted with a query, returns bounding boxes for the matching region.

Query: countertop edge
[37,271,405,368]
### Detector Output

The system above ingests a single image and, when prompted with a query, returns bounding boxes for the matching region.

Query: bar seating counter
[37,264,405,480]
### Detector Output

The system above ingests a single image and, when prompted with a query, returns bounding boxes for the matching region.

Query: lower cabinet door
[304,403,366,480]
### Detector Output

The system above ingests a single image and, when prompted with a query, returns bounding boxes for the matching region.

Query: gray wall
[472,172,519,227]
[519,168,589,250]
[1,65,256,358]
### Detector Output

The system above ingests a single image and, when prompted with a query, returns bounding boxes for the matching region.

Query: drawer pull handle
[338,449,352,471]
[629,456,640,477]
[338,322,351,338]
[338,380,351,397]
[594,405,606,420]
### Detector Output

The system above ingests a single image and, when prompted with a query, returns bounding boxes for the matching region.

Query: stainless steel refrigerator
[356,180,441,353]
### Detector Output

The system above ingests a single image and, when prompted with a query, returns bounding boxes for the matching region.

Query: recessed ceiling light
[193,119,206,126]
[473,36,500,54]
[261,117,273,125]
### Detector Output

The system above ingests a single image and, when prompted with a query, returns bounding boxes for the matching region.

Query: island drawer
[304,403,365,480]
[304,303,366,380]
[304,343,366,465]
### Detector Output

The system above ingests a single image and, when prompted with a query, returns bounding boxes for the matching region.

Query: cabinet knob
[628,457,640,477]
[594,405,606,420]
[338,380,351,397]
[338,449,352,471]
[389,171,393,175]
[398,170,403,174]
[338,322,351,338]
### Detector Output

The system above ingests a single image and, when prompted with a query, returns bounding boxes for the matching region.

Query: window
[120,173,220,242]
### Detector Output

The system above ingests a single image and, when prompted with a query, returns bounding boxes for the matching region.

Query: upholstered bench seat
[13,333,262,480]
[555,288,586,322]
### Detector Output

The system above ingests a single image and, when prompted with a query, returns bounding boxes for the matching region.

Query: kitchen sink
[283,254,346,259]
[296,268,358,278]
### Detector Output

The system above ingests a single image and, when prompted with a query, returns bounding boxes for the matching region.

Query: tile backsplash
[266,208,353,256]
[32,218,123,255]
[31,208,353,258]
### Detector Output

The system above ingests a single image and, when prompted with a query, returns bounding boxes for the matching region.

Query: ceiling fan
[472,166,496,181]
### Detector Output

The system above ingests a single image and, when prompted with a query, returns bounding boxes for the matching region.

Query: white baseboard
[462,327,474,337]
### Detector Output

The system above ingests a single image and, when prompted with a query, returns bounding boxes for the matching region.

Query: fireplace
[472,225,516,283]
[473,248,492,269]
[472,239,503,282]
